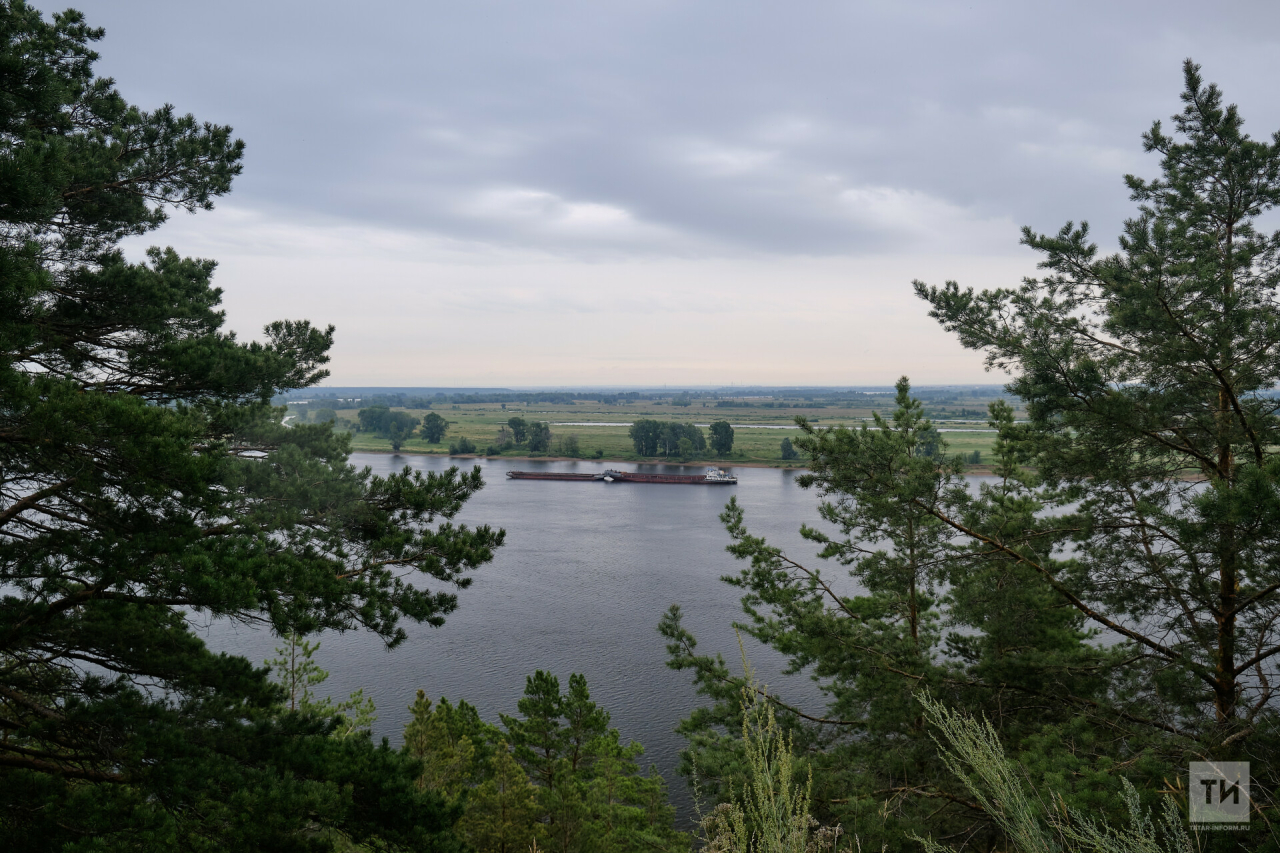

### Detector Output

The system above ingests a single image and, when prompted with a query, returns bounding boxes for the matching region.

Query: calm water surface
[201,454,855,824]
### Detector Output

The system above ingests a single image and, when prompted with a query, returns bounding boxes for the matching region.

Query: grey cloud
[51,0,1280,257]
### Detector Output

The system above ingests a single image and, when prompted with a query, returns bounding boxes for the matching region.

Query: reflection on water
[199,454,851,826]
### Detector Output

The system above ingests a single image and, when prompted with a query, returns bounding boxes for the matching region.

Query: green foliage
[915,694,1195,853]
[779,437,798,460]
[450,435,478,455]
[459,745,545,852]
[267,632,329,713]
[912,60,1280,839]
[409,673,686,853]
[709,421,735,456]
[915,421,941,458]
[527,421,553,453]
[630,419,661,455]
[697,651,816,853]
[358,405,420,450]
[422,411,450,443]
[507,416,530,444]
[629,419,707,457]
[404,690,498,797]
[0,5,502,848]
[663,379,1117,849]
[916,695,1056,853]
[668,63,1280,852]
[266,634,378,738]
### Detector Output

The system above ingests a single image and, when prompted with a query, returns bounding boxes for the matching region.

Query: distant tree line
[352,408,572,456]
[288,390,601,410]
[498,417,552,453]
[628,420,704,458]
[357,407,419,450]
[285,386,1019,417]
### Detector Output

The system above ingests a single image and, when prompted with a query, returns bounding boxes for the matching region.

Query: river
[199,453,852,826]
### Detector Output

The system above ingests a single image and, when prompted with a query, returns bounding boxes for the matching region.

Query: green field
[292,394,1018,469]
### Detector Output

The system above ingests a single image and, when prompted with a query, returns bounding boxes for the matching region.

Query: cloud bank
[62,0,1280,383]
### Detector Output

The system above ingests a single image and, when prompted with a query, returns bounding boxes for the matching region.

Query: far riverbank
[290,394,1007,467]
[348,447,811,470]
[345,446,1003,476]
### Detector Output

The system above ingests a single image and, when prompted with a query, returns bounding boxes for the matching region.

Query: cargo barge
[504,472,601,481]
[507,467,737,485]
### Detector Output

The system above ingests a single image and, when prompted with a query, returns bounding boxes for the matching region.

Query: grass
[297,396,1018,469]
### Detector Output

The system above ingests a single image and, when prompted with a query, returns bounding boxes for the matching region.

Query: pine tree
[403,689,498,796]
[662,380,1114,848]
[500,672,685,853]
[267,633,330,713]
[0,4,502,848]
[266,634,378,737]
[916,61,1280,842]
[459,746,545,853]
[670,58,1280,849]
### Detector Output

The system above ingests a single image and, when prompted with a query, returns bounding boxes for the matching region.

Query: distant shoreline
[350,448,1002,476]
[351,448,810,470]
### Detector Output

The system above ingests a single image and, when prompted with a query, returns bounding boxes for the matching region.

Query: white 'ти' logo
[1189,762,1249,826]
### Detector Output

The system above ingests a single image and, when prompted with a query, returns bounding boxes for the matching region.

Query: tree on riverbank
[422,411,450,443]
[708,421,734,456]
[629,419,706,458]
[667,63,1280,849]
[508,416,530,444]
[527,421,553,452]
[358,405,420,450]
[0,5,503,848]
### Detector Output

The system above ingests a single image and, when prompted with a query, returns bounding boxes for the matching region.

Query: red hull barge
[506,472,602,481]
[506,468,736,485]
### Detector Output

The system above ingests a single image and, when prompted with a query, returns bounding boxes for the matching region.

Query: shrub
[449,436,477,455]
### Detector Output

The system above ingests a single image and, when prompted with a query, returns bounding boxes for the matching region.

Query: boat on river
[503,471,601,481]
[507,466,737,485]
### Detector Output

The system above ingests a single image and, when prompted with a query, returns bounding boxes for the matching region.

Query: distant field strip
[302,396,1015,466]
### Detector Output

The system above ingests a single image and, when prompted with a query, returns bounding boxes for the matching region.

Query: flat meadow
[294,393,1016,469]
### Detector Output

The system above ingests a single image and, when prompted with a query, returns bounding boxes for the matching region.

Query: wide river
[201,453,852,826]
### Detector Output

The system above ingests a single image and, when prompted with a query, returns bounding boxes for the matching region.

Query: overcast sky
[45,1,1280,386]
